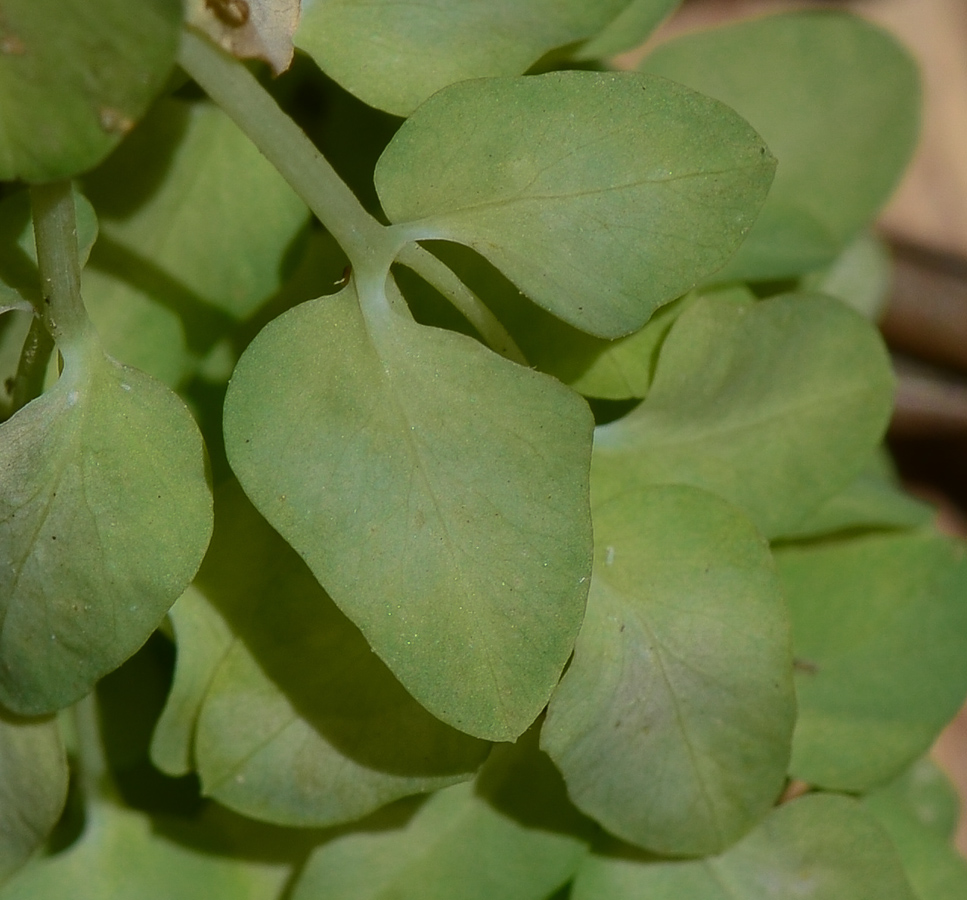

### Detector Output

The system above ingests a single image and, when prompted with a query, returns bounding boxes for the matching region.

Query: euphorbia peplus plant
[1,0,966,897]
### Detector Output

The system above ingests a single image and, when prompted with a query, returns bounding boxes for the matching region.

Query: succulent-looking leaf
[0,713,68,887]
[591,293,895,538]
[575,0,682,60]
[0,336,213,715]
[641,11,920,281]
[187,0,300,76]
[224,282,593,741]
[572,794,917,900]
[777,531,967,792]
[0,0,182,182]
[542,485,794,856]
[375,71,775,339]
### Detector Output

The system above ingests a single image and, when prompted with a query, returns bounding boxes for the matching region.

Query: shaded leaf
[542,485,794,856]
[575,0,682,60]
[777,531,967,791]
[376,71,775,338]
[188,0,301,76]
[0,0,182,182]
[591,292,894,538]
[641,11,920,281]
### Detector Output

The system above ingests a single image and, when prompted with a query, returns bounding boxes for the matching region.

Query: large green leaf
[153,480,489,827]
[296,0,675,115]
[777,531,967,792]
[290,729,590,900]
[542,485,794,856]
[572,794,917,900]
[641,11,920,281]
[575,0,681,60]
[0,335,212,715]
[375,71,775,339]
[0,713,68,887]
[0,0,182,182]
[591,292,894,538]
[223,283,593,741]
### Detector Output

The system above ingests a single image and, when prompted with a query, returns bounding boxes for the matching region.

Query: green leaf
[375,71,775,339]
[297,0,672,116]
[156,480,489,827]
[591,292,895,538]
[801,232,893,322]
[0,801,288,900]
[575,0,682,60]
[223,282,593,741]
[290,729,589,900]
[0,337,213,715]
[0,713,68,887]
[0,0,182,182]
[865,758,960,842]
[542,485,794,856]
[777,531,967,791]
[572,794,917,900]
[640,11,920,281]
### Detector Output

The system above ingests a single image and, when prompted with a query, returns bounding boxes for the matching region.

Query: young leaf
[641,11,920,281]
[297,0,671,116]
[542,485,794,857]
[0,713,68,887]
[0,338,213,715]
[777,531,967,792]
[223,283,593,741]
[375,71,775,339]
[572,794,917,900]
[591,292,895,538]
[156,480,489,827]
[0,0,182,182]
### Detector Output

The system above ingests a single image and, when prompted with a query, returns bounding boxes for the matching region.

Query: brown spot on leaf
[0,33,25,55]
[206,0,250,28]
[99,107,134,135]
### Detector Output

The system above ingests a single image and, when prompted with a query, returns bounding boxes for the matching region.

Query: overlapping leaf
[572,794,917,900]
[777,531,967,791]
[152,480,489,827]
[641,11,920,281]
[224,282,593,741]
[376,71,775,339]
[0,0,182,182]
[542,485,794,856]
[591,292,895,538]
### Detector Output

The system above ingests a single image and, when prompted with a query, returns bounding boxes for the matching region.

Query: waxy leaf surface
[777,531,967,792]
[572,794,916,900]
[0,714,67,886]
[224,284,593,741]
[591,293,894,538]
[542,485,794,856]
[297,0,675,115]
[376,71,775,339]
[155,480,489,827]
[641,11,920,281]
[0,0,182,182]
[0,340,212,715]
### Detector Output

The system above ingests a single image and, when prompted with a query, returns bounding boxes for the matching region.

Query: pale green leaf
[575,0,682,60]
[376,71,775,339]
[801,232,893,322]
[777,532,967,791]
[865,758,960,842]
[224,282,593,741]
[0,0,182,182]
[166,480,489,827]
[591,293,895,538]
[0,337,213,715]
[0,713,68,887]
[573,794,917,900]
[542,485,794,856]
[641,11,920,281]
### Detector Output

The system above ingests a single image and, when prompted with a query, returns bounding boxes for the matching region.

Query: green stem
[9,316,55,412]
[396,244,527,365]
[72,691,112,803]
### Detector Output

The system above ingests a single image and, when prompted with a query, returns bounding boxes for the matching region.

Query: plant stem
[396,244,527,365]
[9,316,55,413]
[72,691,111,802]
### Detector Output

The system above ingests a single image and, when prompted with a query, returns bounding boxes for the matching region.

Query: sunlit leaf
[376,71,775,339]
[777,531,967,791]
[641,11,920,281]
[591,293,894,538]
[542,485,794,856]
[0,0,182,182]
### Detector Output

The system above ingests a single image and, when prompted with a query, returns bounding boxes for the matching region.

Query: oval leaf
[223,284,593,741]
[542,484,794,856]
[375,71,775,339]
[591,292,895,538]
